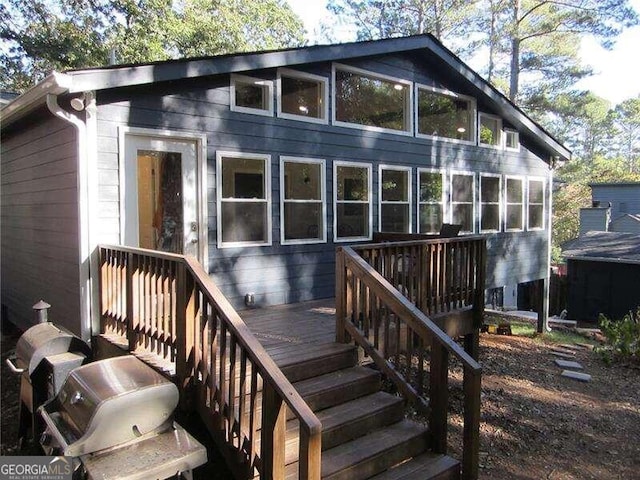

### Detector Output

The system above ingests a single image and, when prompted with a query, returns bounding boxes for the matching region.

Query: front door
[123,135,199,259]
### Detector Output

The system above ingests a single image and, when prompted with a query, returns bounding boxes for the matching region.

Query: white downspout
[46,93,93,341]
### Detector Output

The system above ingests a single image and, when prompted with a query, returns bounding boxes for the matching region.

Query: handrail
[340,246,481,372]
[99,245,321,479]
[336,244,481,480]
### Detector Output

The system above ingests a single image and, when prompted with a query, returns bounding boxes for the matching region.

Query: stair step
[293,367,381,413]
[283,391,405,461]
[276,343,358,382]
[369,453,461,480]
[314,420,429,480]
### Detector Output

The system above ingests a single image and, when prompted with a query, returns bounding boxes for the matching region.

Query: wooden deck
[240,298,336,354]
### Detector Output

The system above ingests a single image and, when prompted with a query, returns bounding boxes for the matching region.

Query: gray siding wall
[1,113,81,334]
[95,53,551,308]
[592,184,640,219]
[579,207,610,234]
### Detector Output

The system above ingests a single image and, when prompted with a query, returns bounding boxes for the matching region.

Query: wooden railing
[336,245,482,480]
[360,235,486,319]
[99,245,322,480]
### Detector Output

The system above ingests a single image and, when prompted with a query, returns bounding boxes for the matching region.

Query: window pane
[235,80,268,110]
[337,166,368,201]
[281,76,323,118]
[452,204,473,232]
[452,174,473,202]
[222,157,265,199]
[381,204,409,233]
[417,89,472,141]
[382,169,408,202]
[419,204,443,233]
[221,203,268,243]
[336,203,369,238]
[481,205,500,231]
[506,205,523,230]
[419,172,442,202]
[335,69,408,131]
[506,179,522,203]
[284,161,321,200]
[529,205,543,229]
[505,130,519,149]
[284,203,323,240]
[481,176,500,202]
[480,115,500,145]
[529,180,544,204]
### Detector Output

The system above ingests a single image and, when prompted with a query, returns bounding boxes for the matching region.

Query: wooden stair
[275,343,461,480]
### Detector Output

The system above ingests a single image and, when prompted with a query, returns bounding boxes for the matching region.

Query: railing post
[298,425,321,480]
[176,261,196,409]
[336,247,347,343]
[126,252,136,352]
[462,367,481,480]
[261,381,286,480]
[429,340,449,454]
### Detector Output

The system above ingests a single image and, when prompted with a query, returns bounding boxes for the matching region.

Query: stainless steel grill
[39,355,207,480]
[5,322,91,446]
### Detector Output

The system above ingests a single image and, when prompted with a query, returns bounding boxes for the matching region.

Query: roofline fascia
[564,255,640,266]
[0,72,73,127]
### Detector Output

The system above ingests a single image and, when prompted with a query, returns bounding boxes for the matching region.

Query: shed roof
[563,231,640,265]
[0,34,570,162]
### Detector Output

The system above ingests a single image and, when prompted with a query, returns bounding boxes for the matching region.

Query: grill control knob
[40,432,52,447]
[70,391,84,405]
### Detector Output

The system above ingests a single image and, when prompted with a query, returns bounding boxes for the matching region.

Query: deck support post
[176,262,196,410]
[536,277,549,334]
[462,366,481,480]
[335,247,347,343]
[429,341,449,454]
[261,381,286,480]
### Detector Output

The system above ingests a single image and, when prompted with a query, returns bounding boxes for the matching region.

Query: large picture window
[479,113,502,148]
[230,74,273,116]
[217,152,271,247]
[418,169,445,234]
[379,166,411,233]
[277,69,328,124]
[416,85,475,143]
[528,178,545,230]
[505,176,524,231]
[281,157,326,244]
[333,64,412,134]
[480,174,501,232]
[450,172,475,234]
[334,162,372,241]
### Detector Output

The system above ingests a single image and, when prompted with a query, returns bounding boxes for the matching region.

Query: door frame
[118,126,208,268]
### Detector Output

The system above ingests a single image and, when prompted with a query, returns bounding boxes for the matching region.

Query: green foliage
[596,309,640,365]
[0,0,305,93]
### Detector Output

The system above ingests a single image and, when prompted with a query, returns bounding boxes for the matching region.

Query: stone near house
[554,359,583,370]
[550,351,575,359]
[561,370,592,382]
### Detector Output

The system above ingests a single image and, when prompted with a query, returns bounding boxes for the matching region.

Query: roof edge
[564,255,640,266]
[0,72,73,127]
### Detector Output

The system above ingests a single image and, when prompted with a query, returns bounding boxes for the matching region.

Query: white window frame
[504,128,520,152]
[333,160,373,242]
[527,176,546,231]
[230,74,274,117]
[277,68,329,125]
[415,84,476,145]
[332,63,413,137]
[479,173,502,233]
[216,151,272,248]
[504,175,525,232]
[280,156,327,245]
[417,168,447,234]
[378,165,412,233]
[478,112,503,149]
[450,170,476,234]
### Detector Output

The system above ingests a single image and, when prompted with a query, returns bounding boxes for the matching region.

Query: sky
[285,0,640,106]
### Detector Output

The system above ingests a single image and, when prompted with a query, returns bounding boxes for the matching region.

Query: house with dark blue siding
[1,35,570,340]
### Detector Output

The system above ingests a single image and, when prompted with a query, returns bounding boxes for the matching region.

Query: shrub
[597,309,640,365]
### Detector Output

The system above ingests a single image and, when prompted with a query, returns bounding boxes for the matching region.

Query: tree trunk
[509,0,521,102]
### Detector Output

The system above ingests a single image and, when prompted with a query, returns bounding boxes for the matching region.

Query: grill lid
[16,322,90,375]
[41,356,179,457]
